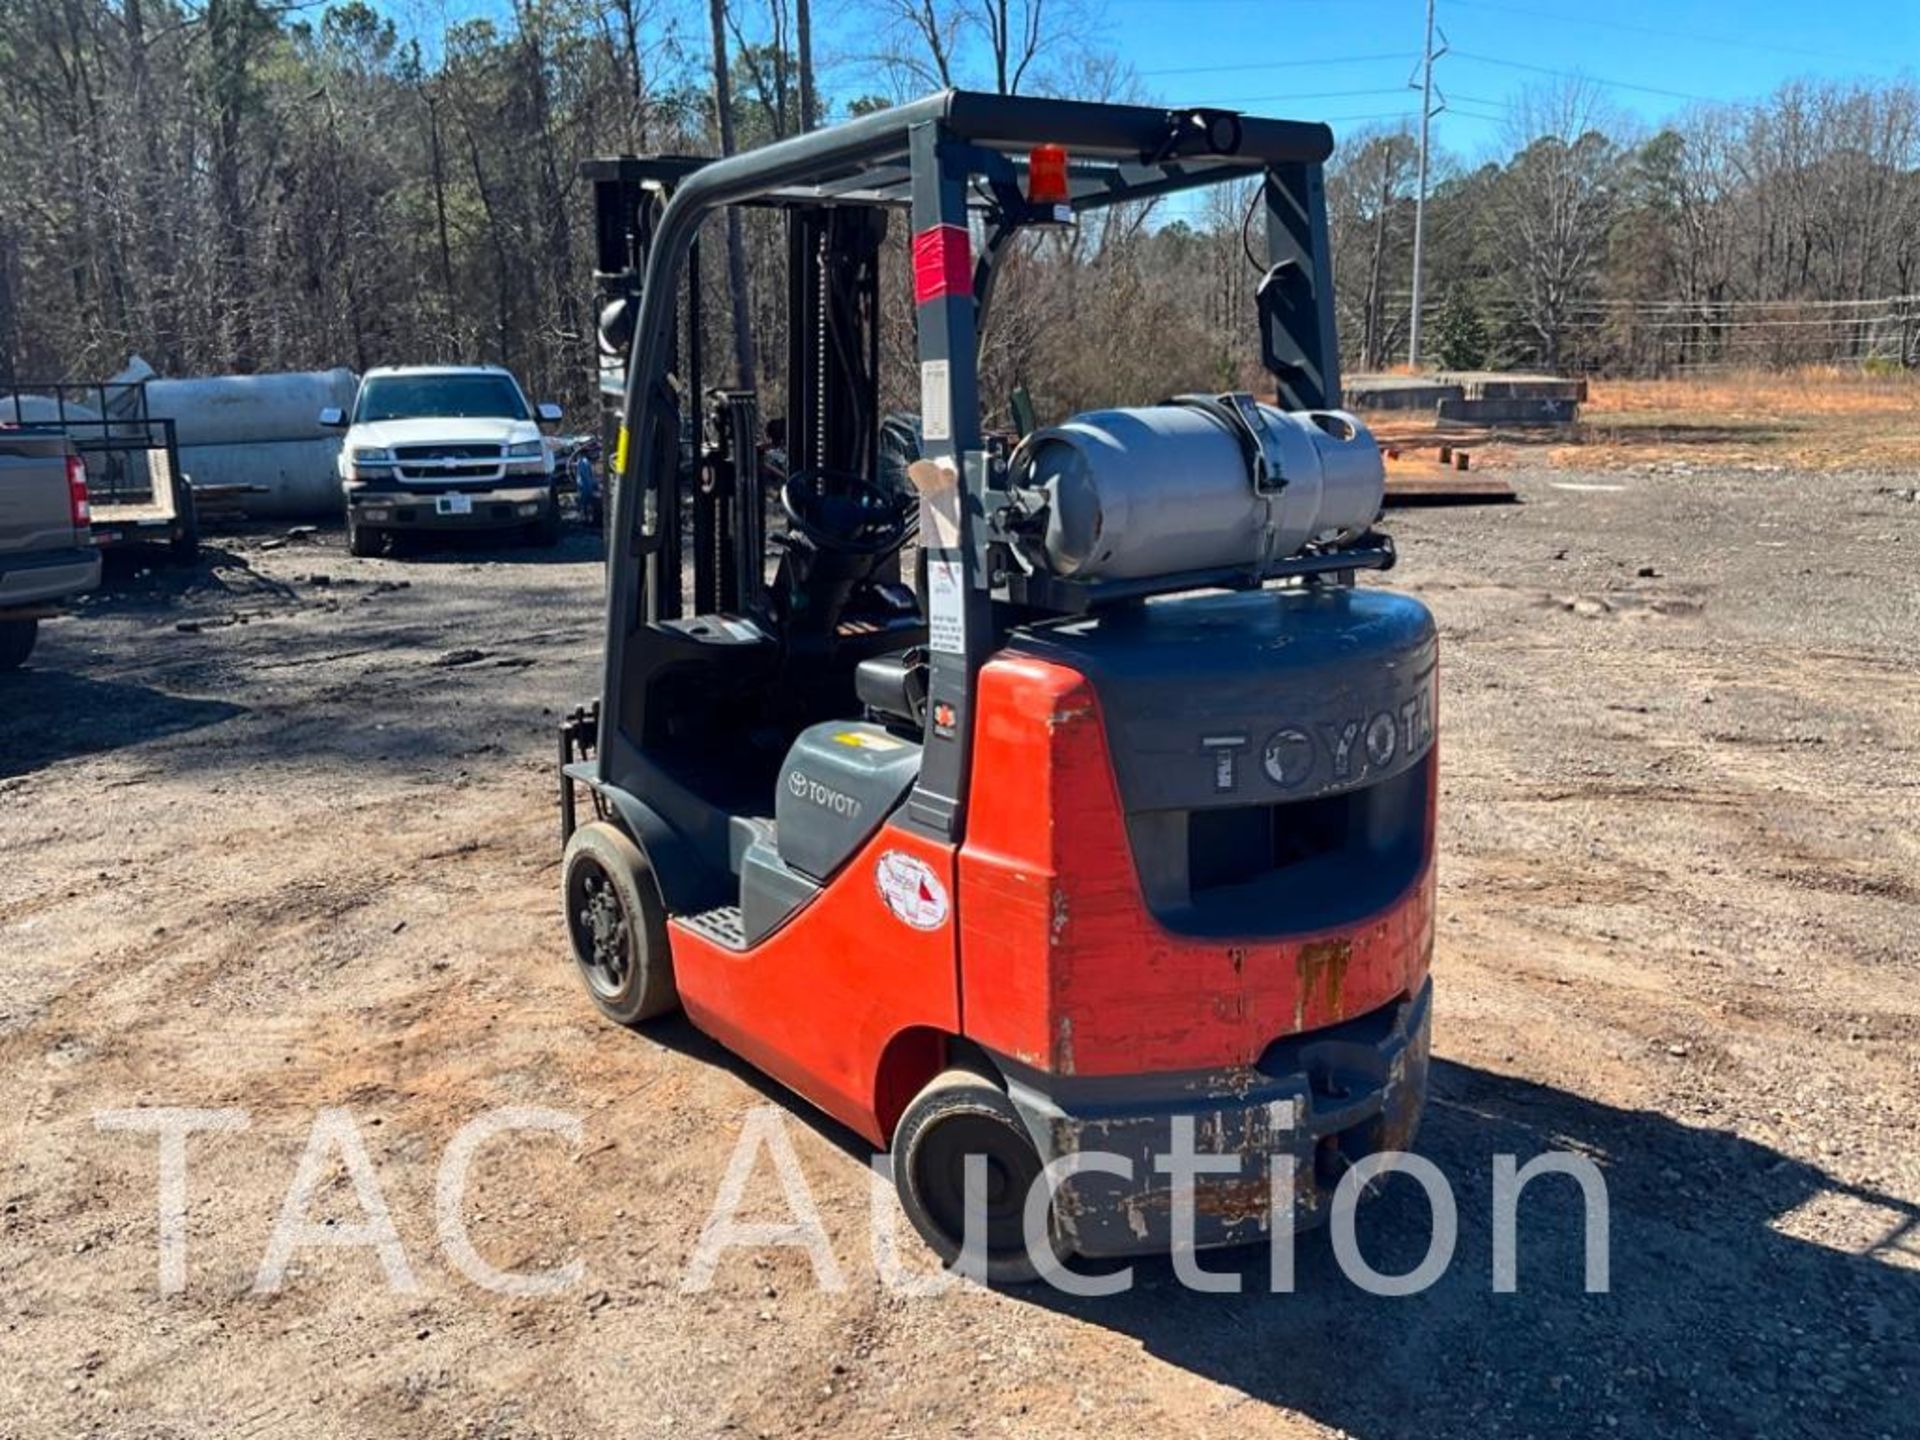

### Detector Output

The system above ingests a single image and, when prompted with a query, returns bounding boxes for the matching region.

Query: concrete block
[1436,396,1580,426]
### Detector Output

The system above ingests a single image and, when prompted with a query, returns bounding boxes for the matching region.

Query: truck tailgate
[1,431,82,555]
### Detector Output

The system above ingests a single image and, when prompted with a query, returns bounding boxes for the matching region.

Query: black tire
[169,486,201,563]
[529,492,563,547]
[891,1069,1068,1285]
[0,618,38,671]
[348,521,383,558]
[562,820,677,1026]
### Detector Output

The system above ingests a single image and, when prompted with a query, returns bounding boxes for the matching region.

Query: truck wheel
[170,487,201,563]
[529,493,563,548]
[890,1069,1068,1285]
[562,820,677,1026]
[0,618,38,671]
[348,522,383,558]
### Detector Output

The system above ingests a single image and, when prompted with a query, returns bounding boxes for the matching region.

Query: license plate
[436,494,473,516]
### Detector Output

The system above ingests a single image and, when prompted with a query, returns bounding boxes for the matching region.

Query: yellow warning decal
[613,424,629,476]
[834,730,903,751]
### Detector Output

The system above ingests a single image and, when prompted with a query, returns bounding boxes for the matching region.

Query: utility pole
[1407,0,1447,370]
[796,0,817,132]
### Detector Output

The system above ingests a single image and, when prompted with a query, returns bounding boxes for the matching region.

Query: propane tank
[1010,401,1384,581]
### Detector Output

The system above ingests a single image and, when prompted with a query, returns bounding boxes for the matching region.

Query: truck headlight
[505,440,544,460]
[351,446,394,466]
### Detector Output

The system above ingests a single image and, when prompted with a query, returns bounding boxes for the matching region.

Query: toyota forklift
[562,91,1437,1281]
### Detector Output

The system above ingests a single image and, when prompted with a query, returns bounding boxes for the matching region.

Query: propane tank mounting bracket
[1000,533,1397,615]
[1163,392,1289,492]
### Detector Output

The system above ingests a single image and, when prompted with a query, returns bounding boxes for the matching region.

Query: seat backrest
[854,649,928,730]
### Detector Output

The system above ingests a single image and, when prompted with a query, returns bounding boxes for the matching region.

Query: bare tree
[1329,126,1419,369]
[603,0,656,146]
[1671,107,1741,363]
[1488,80,1624,370]
[869,0,960,92]
[3,0,1918,412]
[973,0,1047,95]
[868,0,1074,97]
[708,0,759,387]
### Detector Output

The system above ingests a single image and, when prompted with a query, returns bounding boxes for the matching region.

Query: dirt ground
[1565,368,1920,472]
[1364,368,1920,485]
[2,460,1916,1438]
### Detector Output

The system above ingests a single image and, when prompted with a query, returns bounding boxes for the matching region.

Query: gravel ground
[1,469,1915,1439]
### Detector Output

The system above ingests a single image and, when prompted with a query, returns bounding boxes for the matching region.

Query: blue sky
[1083,0,1917,158]
[420,0,1916,159]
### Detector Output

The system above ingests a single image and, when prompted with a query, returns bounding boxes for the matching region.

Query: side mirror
[537,402,563,424]
[318,407,345,428]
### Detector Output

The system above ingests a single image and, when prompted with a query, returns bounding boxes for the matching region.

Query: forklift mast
[786,207,887,485]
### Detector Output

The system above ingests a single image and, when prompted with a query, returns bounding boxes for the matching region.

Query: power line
[1424,312,1909,331]
[1195,94,1505,122]
[1382,295,1920,331]
[1449,49,1726,104]
[1390,292,1920,311]
[1318,111,1420,125]
[1313,106,1502,126]
[1138,51,1418,79]
[1194,85,1425,105]
[1447,0,1895,67]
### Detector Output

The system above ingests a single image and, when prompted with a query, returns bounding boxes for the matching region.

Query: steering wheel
[778,469,913,557]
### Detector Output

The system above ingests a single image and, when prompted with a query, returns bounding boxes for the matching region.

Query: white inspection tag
[920,360,952,441]
[926,558,965,654]
[911,455,963,550]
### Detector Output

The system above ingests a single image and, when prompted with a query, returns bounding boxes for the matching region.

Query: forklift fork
[557,700,602,844]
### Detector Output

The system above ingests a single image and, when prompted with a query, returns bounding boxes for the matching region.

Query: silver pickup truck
[0,429,100,670]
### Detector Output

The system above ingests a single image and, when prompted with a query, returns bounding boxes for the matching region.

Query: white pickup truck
[323,365,565,556]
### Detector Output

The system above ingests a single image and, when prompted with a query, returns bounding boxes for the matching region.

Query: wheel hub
[573,864,631,996]
[916,1111,1041,1256]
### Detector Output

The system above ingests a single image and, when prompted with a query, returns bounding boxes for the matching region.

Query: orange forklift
[561,91,1436,1280]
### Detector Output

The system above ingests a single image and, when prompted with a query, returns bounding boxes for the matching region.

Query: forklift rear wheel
[562,820,678,1026]
[348,522,383,558]
[891,1069,1068,1285]
[0,618,38,671]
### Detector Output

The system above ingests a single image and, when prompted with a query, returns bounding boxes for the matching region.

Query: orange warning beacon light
[1026,143,1075,224]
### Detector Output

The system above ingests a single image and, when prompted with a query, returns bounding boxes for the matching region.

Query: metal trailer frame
[576,88,1362,910]
[0,381,199,557]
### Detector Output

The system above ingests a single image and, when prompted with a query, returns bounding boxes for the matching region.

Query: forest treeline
[2,0,1916,429]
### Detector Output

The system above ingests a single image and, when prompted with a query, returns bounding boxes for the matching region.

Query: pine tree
[1433,289,1491,371]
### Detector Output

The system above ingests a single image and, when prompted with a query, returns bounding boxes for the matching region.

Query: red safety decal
[911,224,972,305]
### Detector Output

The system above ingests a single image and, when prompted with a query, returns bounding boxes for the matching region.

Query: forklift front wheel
[891,1069,1069,1286]
[561,821,678,1026]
